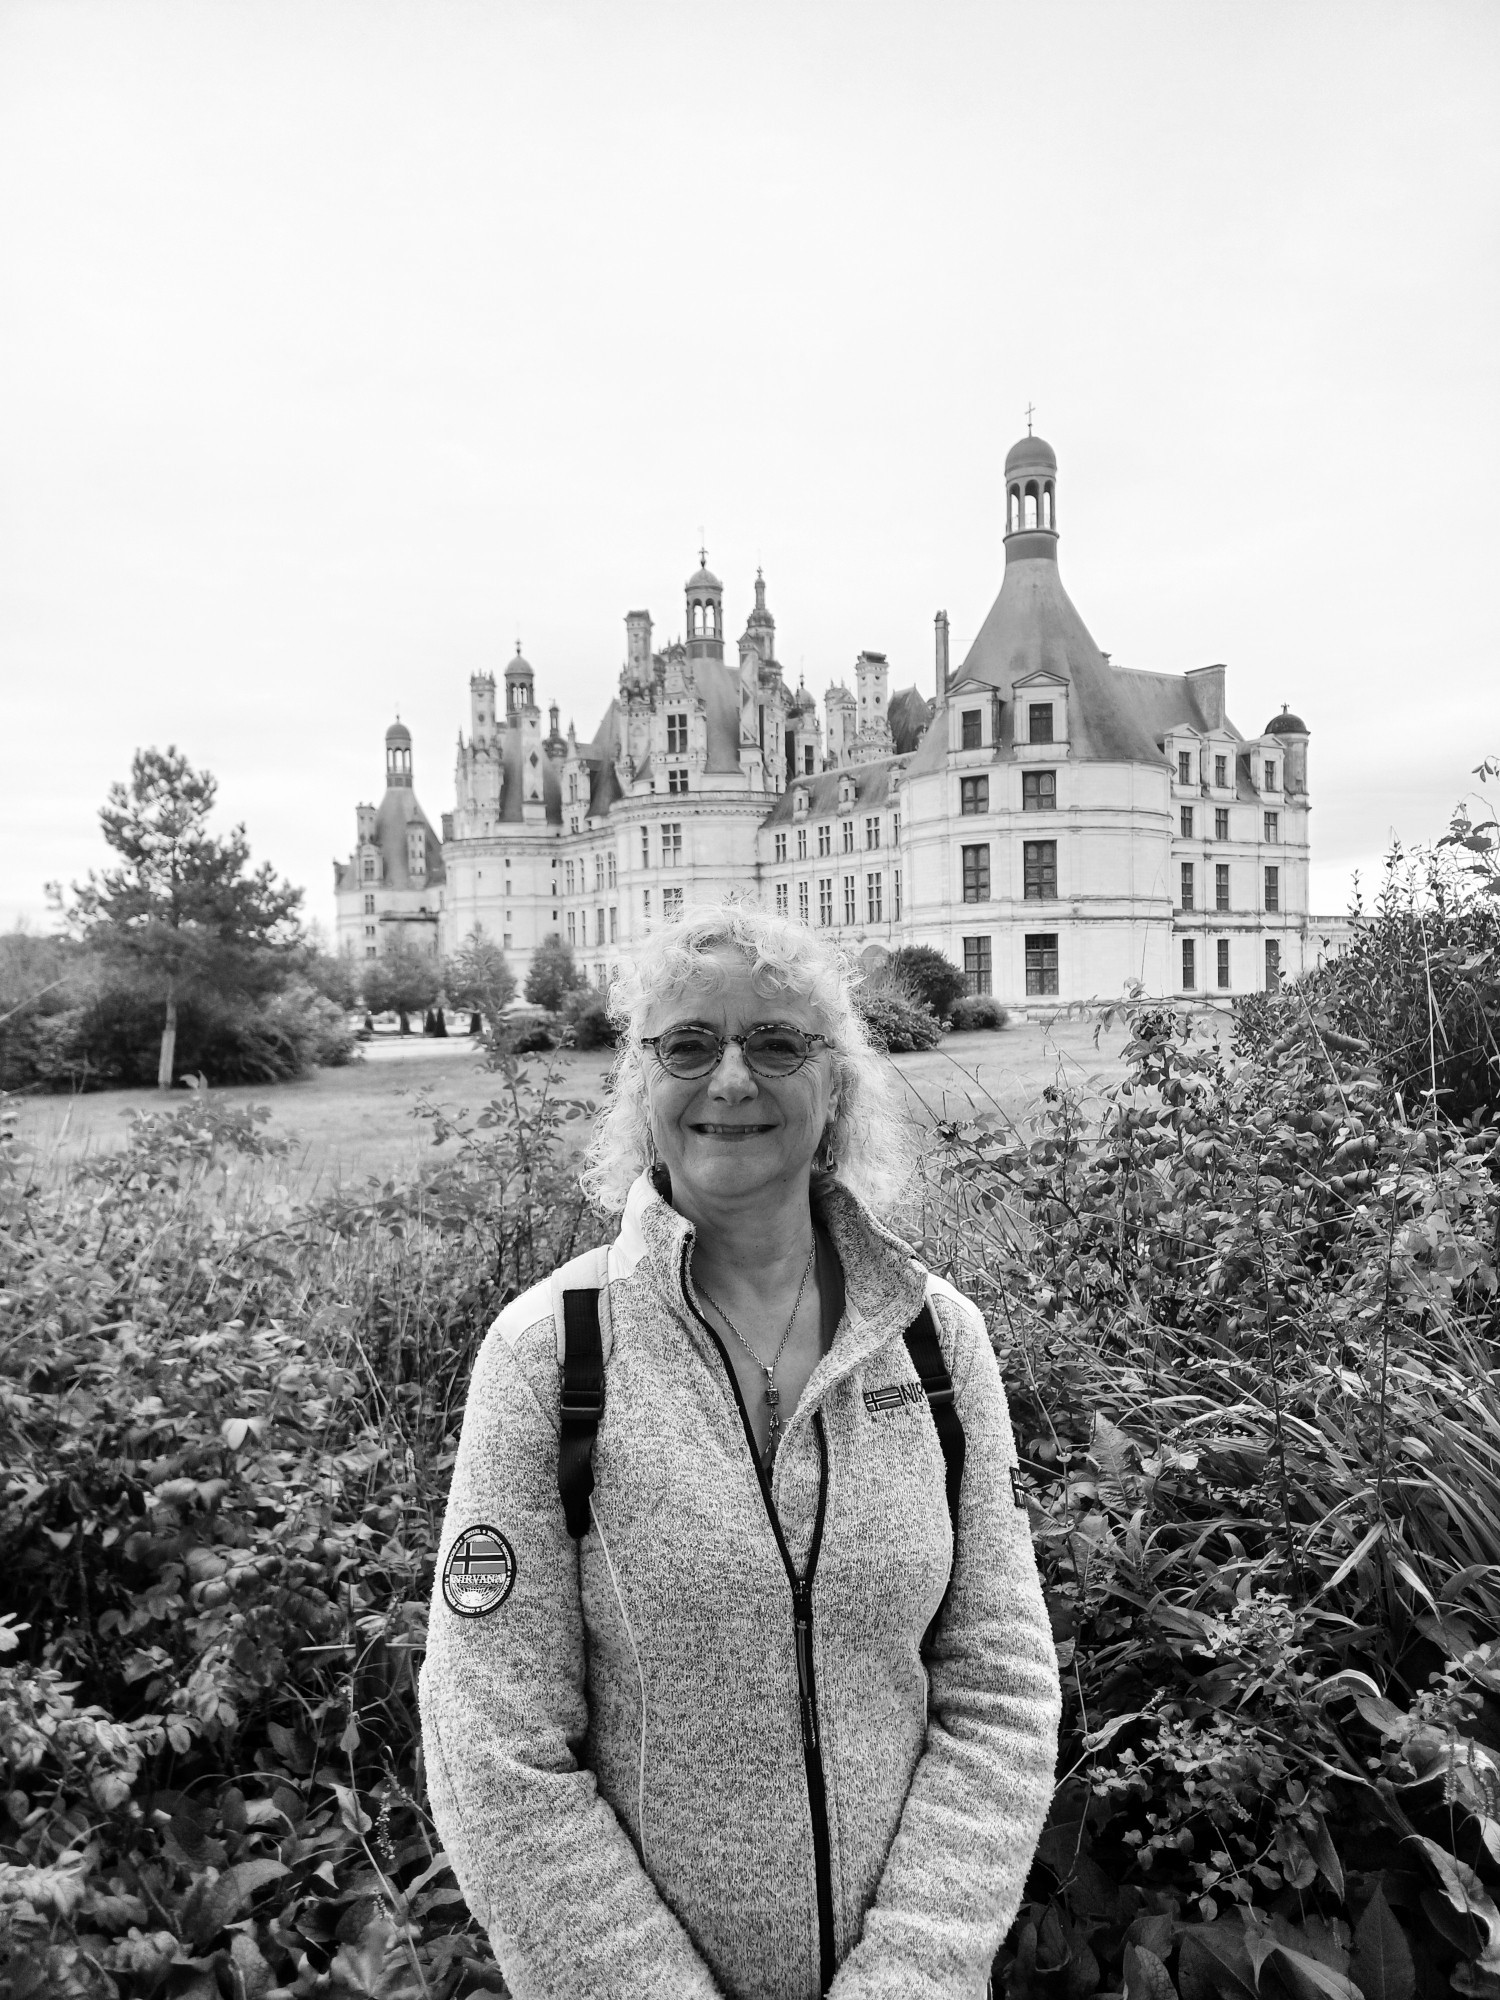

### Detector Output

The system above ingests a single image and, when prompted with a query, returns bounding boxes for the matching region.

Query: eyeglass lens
[656,1026,813,1077]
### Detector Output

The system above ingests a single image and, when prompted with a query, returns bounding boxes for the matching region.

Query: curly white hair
[579,900,917,1214]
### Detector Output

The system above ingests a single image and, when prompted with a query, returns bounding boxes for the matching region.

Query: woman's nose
[707,1040,757,1096]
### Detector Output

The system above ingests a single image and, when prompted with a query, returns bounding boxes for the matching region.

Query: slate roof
[759,755,910,828]
[887,686,934,755]
[336,780,446,891]
[906,549,1241,777]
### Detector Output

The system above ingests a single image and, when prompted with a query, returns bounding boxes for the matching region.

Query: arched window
[1042,483,1053,528]
[1024,482,1039,530]
[1008,485,1020,533]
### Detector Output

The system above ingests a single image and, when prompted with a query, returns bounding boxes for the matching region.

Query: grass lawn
[10,1011,1183,1193]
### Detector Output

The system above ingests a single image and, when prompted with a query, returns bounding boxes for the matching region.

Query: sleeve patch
[1009,1467,1028,1511]
[442,1524,517,1617]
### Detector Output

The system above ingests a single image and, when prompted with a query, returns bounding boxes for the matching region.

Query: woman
[419,904,1060,1999]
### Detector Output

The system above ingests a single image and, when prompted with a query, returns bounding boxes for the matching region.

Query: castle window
[596,908,605,945]
[594,854,604,892]
[567,912,576,945]
[961,709,982,750]
[798,881,809,923]
[642,889,651,922]
[818,824,831,856]
[866,872,883,923]
[668,769,689,794]
[1180,807,1194,839]
[641,827,650,868]
[1178,752,1193,787]
[1023,840,1057,900]
[565,860,575,895]
[797,828,807,860]
[1264,758,1278,791]
[962,844,990,902]
[607,852,617,888]
[893,867,902,920]
[1264,812,1279,843]
[1264,865,1280,913]
[1215,808,1230,840]
[1025,934,1058,996]
[819,878,833,926]
[363,857,376,881]
[841,820,854,853]
[804,745,816,774]
[1217,938,1231,989]
[663,887,683,921]
[843,875,856,924]
[1182,939,1196,991]
[1024,483,1038,529]
[1022,771,1055,811]
[1042,482,1054,529]
[776,883,789,916]
[1028,703,1054,744]
[567,774,577,803]
[1265,939,1281,989]
[667,713,688,754]
[364,894,374,914]
[503,934,512,950]
[364,924,374,938]
[965,936,994,996]
[865,816,880,850]
[1216,863,1230,911]
[1215,755,1228,788]
[1180,862,1195,910]
[961,776,988,815]
[661,821,682,865]
[365,945,376,959]
[609,907,618,943]
[773,832,787,861]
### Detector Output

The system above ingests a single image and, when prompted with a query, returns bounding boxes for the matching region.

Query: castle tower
[470,669,498,742]
[385,720,414,786]
[685,551,725,664]
[825,682,856,766]
[505,642,537,718]
[1266,707,1311,797]
[742,566,775,666]
[625,610,654,686]
[1004,434,1059,563]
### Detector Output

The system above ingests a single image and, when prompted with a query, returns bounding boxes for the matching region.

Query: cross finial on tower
[1025,401,1036,435]
[698,531,707,570]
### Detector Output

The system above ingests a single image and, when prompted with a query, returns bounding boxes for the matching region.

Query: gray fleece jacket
[418,1173,1061,2000]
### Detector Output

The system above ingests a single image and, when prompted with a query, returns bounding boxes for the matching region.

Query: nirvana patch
[864,1380,928,1416]
[442,1524,517,1618]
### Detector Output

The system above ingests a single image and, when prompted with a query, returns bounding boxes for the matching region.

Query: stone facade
[335,434,1320,1005]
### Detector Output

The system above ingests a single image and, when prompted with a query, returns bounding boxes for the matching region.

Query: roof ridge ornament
[1026,400,1036,435]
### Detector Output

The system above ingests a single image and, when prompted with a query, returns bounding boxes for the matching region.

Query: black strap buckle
[559,1381,604,1423]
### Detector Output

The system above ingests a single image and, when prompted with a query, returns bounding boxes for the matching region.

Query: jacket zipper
[681,1243,837,1995]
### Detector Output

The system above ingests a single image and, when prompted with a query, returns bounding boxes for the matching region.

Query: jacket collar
[614,1170,927,1394]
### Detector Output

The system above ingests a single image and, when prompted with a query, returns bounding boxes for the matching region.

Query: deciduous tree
[524,934,583,1012]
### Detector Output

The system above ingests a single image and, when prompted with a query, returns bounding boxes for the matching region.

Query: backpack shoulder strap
[551,1246,612,1541]
[902,1279,968,1655]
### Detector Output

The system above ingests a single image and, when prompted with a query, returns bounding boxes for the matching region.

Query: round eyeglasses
[641,1023,832,1080]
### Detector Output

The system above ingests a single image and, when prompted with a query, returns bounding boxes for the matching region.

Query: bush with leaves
[890,946,967,1022]
[524,935,583,1013]
[559,989,617,1052]
[855,984,942,1053]
[948,994,1009,1032]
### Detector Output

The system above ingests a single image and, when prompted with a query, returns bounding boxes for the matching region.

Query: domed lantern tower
[504,642,537,718]
[1265,707,1311,796]
[1004,434,1059,562]
[685,549,725,664]
[385,720,413,786]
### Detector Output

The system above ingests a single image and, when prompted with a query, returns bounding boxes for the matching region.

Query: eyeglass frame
[640,1021,835,1080]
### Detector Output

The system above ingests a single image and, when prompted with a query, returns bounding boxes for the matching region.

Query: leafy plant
[949,994,1009,1032]
[890,945,967,1021]
[523,936,583,1013]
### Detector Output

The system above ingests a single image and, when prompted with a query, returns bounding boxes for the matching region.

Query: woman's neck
[677,1176,817,1296]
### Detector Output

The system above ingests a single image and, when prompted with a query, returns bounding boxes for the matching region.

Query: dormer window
[793,789,809,817]
[1264,758,1278,792]
[667,713,688,754]
[961,709,982,750]
[1215,754,1228,788]
[1028,703,1054,745]
[1177,751,1193,786]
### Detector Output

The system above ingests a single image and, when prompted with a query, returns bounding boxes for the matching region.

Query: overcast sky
[4,0,1497,937]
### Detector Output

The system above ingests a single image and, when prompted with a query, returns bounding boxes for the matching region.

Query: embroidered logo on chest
[863,1380,928,1417]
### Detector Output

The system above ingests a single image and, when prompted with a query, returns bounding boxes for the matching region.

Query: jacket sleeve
[829,1292,1062,2000]
[418,1311,724,2000]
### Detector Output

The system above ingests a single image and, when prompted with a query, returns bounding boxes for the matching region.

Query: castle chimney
[935,611,950,705]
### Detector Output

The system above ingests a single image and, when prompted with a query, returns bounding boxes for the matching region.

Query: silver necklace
[696,1241,817,1469]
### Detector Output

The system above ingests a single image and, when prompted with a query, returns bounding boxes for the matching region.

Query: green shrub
[890,945,967,1021]
[560,989,618,1051]
[948,994,1008,1032]
[489,1011,558,1056]
[855,986,942,1053]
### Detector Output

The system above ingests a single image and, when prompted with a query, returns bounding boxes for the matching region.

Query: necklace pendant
[764,1379,780,1410]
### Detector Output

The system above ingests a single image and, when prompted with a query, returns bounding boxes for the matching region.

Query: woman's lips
[691,1123,775,1137]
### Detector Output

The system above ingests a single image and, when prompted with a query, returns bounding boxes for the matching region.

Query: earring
[817,1129,838,1174]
